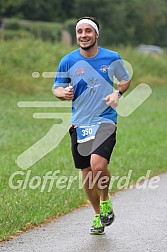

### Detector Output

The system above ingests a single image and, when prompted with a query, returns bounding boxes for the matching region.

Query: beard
[79,38,97,50]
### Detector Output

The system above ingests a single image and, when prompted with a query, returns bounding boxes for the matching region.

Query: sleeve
[113,55,130,82]
[54,57,71,89]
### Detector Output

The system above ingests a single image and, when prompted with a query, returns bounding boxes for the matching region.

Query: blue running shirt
[54,47,129,126]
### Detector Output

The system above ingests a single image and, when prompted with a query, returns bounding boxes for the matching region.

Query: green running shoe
[90,214,105,235]
[100,195,115,227]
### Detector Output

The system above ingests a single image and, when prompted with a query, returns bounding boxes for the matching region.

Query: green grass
[0,38,167,241]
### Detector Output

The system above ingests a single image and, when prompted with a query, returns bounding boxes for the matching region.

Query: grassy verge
[0,39,167,240]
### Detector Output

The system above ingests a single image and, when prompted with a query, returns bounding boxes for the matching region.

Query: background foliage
[1,0,167,46]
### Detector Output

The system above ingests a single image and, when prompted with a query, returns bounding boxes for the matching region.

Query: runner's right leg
[82,167,100,214]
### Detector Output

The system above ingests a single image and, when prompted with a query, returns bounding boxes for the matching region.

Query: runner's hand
[103,92,119,108]
[63,86,74,100]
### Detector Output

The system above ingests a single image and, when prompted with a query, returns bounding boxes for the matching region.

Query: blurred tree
[0,0,75,21]
[0,0,25,19]
[137,0,167,46]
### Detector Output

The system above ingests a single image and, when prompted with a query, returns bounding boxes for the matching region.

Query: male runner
[54,16,130,234]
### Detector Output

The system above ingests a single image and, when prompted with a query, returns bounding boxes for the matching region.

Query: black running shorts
[69,123,117,169]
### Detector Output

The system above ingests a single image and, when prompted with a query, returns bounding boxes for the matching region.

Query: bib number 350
[82,128,93,137]
[76,124,99,143]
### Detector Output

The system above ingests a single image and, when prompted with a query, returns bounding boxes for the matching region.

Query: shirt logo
[87,77,101,91]
[100,65,110,73]
[75,67,84,76]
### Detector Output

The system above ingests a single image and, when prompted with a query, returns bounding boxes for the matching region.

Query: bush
[1,18,62,42]
[64,18,77,44]
[0,29,34,40]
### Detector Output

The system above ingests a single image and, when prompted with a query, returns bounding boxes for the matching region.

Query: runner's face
[76,24,98,50]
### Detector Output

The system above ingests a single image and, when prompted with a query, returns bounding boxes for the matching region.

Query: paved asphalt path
[0,173,167,252]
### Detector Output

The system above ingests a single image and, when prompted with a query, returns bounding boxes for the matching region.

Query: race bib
[76,124,100,143]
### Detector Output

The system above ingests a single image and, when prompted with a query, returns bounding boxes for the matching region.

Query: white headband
[76,19,99,35]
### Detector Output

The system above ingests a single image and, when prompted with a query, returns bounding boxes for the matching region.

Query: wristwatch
[115,90,123,98]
